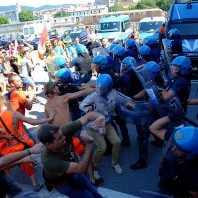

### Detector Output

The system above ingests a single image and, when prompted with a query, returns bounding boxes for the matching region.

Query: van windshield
[139,21,164,33]
[169,22,198,37]
[98,22,120,33]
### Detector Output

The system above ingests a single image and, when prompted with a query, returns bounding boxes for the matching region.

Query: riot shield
[92,47,106,58]
[137,190,174,198]
[113,90,155,125]
[133,64,184,117]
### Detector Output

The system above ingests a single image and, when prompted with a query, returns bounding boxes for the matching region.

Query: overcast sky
[0,0,94,7]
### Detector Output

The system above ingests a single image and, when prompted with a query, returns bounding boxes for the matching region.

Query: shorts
[21,76,35,88]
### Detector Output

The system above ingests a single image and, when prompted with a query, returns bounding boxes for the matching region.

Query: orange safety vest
[0,111,34,156]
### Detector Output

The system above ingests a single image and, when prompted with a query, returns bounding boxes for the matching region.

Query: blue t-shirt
[0,65,4,73]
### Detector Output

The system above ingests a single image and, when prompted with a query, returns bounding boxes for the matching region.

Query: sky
[0,0,94,7]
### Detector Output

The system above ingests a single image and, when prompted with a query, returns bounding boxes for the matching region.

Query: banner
[38,25,49,60]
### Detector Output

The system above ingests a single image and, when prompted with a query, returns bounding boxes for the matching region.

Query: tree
[156,0,172,11]
[109,5,127,12]
[0,16,9,25]
[135,0,157,9]
[19,10,34,22]
[54,10,69,18]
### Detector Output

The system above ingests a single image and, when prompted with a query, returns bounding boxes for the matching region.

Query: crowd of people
[0,25,198,198]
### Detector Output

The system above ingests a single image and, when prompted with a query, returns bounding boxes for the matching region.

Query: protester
[38,112,105,197]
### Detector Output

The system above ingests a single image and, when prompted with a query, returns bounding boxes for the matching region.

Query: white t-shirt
[19,57,31,77]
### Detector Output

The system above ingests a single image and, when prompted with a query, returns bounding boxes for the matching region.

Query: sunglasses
[46,45,51,47]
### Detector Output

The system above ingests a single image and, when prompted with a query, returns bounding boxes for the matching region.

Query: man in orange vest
[0,143,43,197]
[0,95,56,191]
[8,73,36,142]
[160,23,166,38]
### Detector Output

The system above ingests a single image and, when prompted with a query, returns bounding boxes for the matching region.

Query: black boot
[129,158,147,170]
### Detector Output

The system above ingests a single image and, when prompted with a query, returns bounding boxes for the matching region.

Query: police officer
[120,57,153,169]
[158,126,198,197]
[125,38,139,60]
[161,56,192,113]
[138,45,152,64]
[92,55,130,147]
[168,28,183,57]
[146,36,161,63]
[69,45,92,84]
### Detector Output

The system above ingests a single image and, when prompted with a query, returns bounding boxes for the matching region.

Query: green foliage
[109,5,127,12]
[0,16,9,25]
[54,10,69,18]
[135,0,157,9]
[156,0,172,11]
[19,10,34,22]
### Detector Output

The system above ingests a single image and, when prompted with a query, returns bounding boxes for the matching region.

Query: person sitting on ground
[37,112,105,198]
[0,95,56,192]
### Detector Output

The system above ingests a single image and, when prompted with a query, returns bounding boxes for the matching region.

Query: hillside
[0,4,75,12]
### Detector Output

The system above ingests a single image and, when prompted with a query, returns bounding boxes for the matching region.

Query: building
[0,3,21,23]
[95,0,116,7]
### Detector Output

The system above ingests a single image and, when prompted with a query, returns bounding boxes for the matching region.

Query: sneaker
[91,178,104,188]
[32,182,44,192]
[129,159,147,170]
[93,170,100,180]
[112,164,123,175]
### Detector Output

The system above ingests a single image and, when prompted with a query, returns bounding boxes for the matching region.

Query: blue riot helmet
[56,68,72,84]
[140,45,150,56]
[109,43,119,52]
[147,36,157,46]
[111,45,126,57]
[121,57,137,72]
[92,55,108,70]
[54,56,66,69]
[96,74,113,96]
[171,56,192,75]
[125,38,136,49]
[173,126,198,155]
[76,44,86,55]
[168,28,180,39]
[106,56,116,69]
[145,61,161,78]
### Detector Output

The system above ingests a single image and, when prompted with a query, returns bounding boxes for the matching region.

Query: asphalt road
[10,51,198,197]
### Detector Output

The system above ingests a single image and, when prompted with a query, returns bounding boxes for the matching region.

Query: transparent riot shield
[92,47,106,58]
[133,64,184,117]
[113,90,155,125]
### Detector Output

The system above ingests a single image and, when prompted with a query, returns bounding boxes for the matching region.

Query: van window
[24,28,29,35]
[123,20,131,30]
[98,22,120,33]
[29,27,34,34]
[139,21,164,33]
[169,22,198,37]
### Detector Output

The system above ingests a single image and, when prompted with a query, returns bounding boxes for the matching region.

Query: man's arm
[23,91,35,110]
[0,143,43,170]
[13,109,56,131]
[63,88,95,104]
[66,130,94,174]
[161,90,175,101]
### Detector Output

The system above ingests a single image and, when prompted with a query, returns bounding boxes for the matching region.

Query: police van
[23,23,52,41]
[164,0,198,80]
[139,16,166,42]
[96,15,132,44]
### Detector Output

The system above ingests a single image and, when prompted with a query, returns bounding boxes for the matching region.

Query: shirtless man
[44,81,94,126]
[44,81,104,186]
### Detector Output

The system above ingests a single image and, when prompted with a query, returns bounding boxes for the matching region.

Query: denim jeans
[55,174,102,198]
[0,172,23,197]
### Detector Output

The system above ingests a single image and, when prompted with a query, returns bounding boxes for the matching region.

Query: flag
[38,25,49,60]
